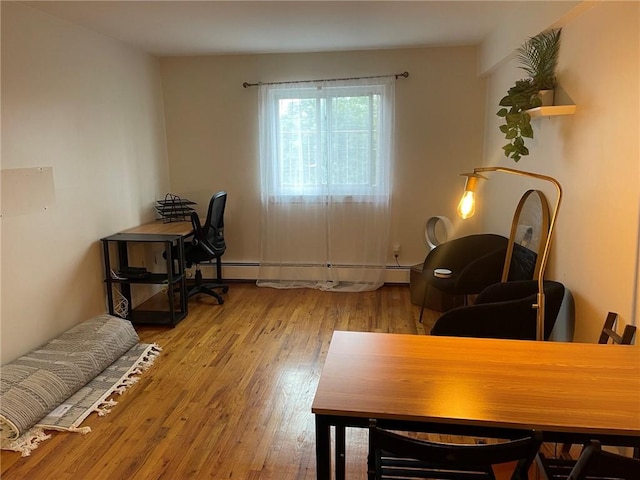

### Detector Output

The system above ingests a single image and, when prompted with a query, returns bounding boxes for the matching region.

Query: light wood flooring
[1,283,557,479]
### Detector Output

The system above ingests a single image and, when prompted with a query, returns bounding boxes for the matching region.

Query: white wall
[479,1,640,342]
[0,3,170,363]
[4,1,633,361]
[478,0,583,76]
[159,47,487,273]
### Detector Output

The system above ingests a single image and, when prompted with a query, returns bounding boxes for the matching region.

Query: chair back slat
[599,312,636,345]
[368,419,542,480]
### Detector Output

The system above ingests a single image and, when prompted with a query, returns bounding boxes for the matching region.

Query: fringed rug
[2,343,161,456]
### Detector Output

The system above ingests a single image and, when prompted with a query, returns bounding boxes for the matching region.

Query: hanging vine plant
[497,29,562,162]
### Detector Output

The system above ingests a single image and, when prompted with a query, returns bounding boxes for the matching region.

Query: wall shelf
[527,105,577,118]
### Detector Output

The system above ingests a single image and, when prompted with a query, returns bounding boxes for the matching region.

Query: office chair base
[187,284,227,304]
[187,267,228,305]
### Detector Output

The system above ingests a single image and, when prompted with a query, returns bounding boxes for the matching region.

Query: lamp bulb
[457,191,475,219]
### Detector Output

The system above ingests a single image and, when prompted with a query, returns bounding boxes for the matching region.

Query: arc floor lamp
[457,166,563,341]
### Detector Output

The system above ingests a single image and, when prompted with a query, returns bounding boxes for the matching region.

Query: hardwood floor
[1,283,438,479]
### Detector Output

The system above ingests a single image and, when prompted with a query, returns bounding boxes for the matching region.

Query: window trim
[265,83,389,200]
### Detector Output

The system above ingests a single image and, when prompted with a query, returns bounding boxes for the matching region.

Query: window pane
[330,95,372,186]
[278,98,321,188]
[270,85,386,197]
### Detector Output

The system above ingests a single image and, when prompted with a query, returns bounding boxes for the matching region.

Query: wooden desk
[121,220,193,236]
[312,331,640,480]
[101,221,193,326]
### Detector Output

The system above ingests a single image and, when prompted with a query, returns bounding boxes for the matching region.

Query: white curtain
[256,77,395,292]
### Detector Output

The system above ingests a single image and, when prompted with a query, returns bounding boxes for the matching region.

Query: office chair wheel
[222,286,229,294]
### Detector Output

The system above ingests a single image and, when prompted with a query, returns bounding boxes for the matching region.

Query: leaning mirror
[502,189,550,282]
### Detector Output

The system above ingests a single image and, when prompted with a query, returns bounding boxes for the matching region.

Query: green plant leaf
[497,108,508,117]
[516,29,561,89]
[519,113,531,126]
[505,130,517,139]
[521,124,534,138]
[499,96,513,107]
[505,113,521,123]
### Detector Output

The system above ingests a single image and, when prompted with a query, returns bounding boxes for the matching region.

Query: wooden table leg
[315,415,331,480]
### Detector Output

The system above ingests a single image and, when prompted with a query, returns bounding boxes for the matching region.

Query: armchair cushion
[431,280,565,341]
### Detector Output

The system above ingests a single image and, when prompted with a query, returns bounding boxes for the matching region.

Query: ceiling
[26,1,517,57]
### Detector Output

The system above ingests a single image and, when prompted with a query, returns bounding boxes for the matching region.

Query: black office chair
[183,191,229,304]
[368,419,542,480]
[430,280,565,340]
[538,440,640,480]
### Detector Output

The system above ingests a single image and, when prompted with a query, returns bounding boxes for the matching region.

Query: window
[259,80,394,200]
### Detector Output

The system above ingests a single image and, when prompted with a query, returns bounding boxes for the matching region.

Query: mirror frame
[501,189,550,282]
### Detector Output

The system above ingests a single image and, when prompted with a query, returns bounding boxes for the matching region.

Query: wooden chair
[367,419,542,480]
[539,440,640,480]
[552,313,636,461]
[599,312,636,345]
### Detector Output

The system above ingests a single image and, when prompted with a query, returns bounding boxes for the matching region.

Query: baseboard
[195,262,410,284]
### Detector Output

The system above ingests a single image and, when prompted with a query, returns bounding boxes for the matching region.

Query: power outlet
[393,244,401,256]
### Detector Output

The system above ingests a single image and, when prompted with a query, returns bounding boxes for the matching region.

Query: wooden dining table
[312,331,640,480]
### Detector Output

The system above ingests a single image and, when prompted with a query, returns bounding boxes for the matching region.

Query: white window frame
[261,82,392,201]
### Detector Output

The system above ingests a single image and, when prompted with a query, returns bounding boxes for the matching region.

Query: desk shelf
[128,309,187,325]
[101,232,188,327]
[109,273,185,285]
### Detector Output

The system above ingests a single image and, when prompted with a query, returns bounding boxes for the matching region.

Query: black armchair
[184,191,229,304]
[431,280,565,341]
[419,234,508,321]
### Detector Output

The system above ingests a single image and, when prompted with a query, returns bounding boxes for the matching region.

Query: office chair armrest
[187,210,216,256]
[190,211,203,239]
[198,240,217,257]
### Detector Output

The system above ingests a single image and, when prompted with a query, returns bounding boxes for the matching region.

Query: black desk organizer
[155,193,196,223]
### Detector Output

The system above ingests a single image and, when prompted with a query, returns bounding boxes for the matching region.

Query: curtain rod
[242,71,409,88]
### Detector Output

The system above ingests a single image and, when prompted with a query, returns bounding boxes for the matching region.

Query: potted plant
[497,29,562,162]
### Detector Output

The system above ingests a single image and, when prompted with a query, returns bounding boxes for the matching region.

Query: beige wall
[479,1,639,342]
[478,0,582,76]
[0,3,170,363]
[3,1,636,362]
[159,47,487,273]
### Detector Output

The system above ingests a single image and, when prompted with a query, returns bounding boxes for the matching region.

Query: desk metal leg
[102,240,115,315]
[116,240,132,316]
[335,424,346,480]
[315,415,331,480]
